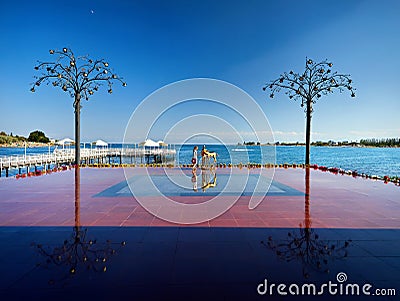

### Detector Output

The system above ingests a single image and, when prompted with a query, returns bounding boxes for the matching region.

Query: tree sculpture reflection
[31,48,126,164]
[263,58,355,164]
[32,167,126,285]
[262,168,351,278]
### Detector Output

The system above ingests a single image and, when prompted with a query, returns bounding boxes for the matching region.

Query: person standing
[192,146,198,171]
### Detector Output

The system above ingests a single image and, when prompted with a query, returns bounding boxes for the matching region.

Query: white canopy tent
[139,139,160,147]
[56,138,75,150]
[56,138,75,145]
[92,139,108,147]
[139,139,168,147]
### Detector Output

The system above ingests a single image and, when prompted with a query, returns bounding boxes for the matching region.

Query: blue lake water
[175,144,400,177]
[1,144,399,177]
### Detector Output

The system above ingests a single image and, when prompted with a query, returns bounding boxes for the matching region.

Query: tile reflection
[263,168,352,278]
[31,167,126,285]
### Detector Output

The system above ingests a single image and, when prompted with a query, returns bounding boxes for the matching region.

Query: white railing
[0,147,177,169]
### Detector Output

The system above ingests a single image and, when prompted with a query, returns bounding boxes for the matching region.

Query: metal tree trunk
[304,167,311,229]
[305,98,312,165]
[74,166,80,228]
[74,94,81,165]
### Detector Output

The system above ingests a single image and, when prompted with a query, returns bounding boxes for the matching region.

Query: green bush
[28,130,50,143]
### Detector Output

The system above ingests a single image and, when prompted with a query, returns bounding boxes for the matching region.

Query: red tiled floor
[151,217,183,227]
[121,219,153,226]
[0,167,399,228]
[209,219,238,227]
[235,219,267,227]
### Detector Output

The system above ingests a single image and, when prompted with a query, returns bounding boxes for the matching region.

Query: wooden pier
[0,147,176,177]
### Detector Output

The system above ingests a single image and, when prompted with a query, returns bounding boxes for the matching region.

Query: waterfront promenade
[0,167,399,228]
[0,147,176,177]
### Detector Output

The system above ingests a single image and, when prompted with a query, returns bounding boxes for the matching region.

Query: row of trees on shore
[312,139,400,147]
[241,140,399,147]
[0,130,49,144]
[0,131,26,145]
[359,138,400,147]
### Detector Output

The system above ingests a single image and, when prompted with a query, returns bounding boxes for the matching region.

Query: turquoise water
[1,144,399,177]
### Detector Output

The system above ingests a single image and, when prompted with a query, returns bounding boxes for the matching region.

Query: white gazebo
[139,139,160,147]
[92,139,108,148]
[56,138,75,145]
[56,138,75,150]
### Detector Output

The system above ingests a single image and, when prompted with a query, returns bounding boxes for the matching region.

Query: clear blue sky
[0,0,399,143]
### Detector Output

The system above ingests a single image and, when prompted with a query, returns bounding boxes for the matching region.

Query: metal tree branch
[32,48,126,101]
[264,58,355,106]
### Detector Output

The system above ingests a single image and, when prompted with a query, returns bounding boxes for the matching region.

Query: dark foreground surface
[0,226,398,301]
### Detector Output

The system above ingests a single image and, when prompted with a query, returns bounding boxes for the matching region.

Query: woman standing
[192,145,198,171]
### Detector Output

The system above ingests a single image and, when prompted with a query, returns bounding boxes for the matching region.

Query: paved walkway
[0,167,399,300]
[0,167,399,228]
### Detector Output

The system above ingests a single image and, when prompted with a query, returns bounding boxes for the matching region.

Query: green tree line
[0,130,49,144]
[0,131,27,144]
[359,138,400,147]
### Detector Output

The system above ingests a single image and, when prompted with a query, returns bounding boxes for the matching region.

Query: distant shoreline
[263,144,400,148]
[242,143,400,149]
[1,143,399,149]
[0,142,52,148]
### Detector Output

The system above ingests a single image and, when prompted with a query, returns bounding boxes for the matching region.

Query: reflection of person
[201,166,209,189]
[201,145,207,167]
[191,173,198,192]
[192,146,198,171]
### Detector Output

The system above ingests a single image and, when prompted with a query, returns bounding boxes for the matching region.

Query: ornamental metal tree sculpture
[31,48,126,164]
[263,58,355,164]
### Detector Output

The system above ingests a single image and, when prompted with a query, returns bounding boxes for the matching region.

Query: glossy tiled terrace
[0,167,399,300]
